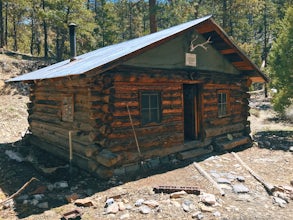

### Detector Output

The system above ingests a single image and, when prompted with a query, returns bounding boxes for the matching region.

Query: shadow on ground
[253,130,293,151]
[0,140,213,219]
[1,129,292,218]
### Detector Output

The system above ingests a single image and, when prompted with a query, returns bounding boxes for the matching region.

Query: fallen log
[0,177,39,206]
[231,152,274,195]
[193,162,225,196]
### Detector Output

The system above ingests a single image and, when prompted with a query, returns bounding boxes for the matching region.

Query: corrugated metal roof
[8,15,212,82]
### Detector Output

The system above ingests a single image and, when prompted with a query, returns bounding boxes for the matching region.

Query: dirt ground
[0,55,292,220]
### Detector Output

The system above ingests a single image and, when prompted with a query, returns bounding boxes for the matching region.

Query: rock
[5,150,24,162]
[170,190,187,199]
[198,203,215,212]
[30,199,39,206]
[216,177,231,184]
[273,197,287,208]
[106,202,119,214]
[192,211,204,219]
[236,176,245,182]
[37,202,49,209]
[120,212,130,219]
[33,194,44,201]
[139,205,151,214]
[54,181,68,189]
[199,193,217,206]
[182,199,193,212]
[143,200,159,208]
[213,211,221,217]
[66,193,79,203]
[125,204,133,210]
[264,141,271,147]
[17,194,29,201]
[2,199,14,209]
[233,184,249,193]
[75,198,94,207]
[105,198,114,208]
[289,146,293,152]
[219,184,232,190]
[135,198,145,207]
[118,202,126,211]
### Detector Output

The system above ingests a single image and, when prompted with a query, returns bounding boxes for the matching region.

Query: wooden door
[183,84,199,141]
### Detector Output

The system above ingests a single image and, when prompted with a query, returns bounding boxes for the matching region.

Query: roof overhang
[194,18,269,83]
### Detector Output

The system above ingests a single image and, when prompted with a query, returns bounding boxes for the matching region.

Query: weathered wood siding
[28,66,251,177]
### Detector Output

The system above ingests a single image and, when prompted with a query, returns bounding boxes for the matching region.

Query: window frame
[217,90,230,118]
[140,91,162,126]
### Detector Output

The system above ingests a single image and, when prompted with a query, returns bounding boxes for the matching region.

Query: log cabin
[8,15,268,178]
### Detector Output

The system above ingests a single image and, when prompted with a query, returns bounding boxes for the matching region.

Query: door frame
[183,83,201,141]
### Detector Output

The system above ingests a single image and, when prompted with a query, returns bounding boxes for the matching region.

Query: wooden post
[231,152,274,195]
[193,162,225,196]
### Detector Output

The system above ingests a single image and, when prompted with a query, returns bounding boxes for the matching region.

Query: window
[62,95,74,122]
[218,91,229,117]
[141,91,161,125]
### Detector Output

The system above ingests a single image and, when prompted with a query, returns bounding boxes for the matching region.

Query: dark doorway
[183,84,200,141]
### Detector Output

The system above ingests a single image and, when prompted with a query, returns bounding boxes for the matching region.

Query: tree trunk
[149,0,157,33]
[4,1,7,46]
[13,15,17,51]
[30,11,35,55]
[0,0,4,48]
[42,0,48,58]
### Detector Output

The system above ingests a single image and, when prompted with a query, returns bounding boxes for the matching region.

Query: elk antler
[190,36,212,52]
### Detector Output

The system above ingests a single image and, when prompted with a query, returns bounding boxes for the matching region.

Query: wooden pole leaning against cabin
[126,104,142,159]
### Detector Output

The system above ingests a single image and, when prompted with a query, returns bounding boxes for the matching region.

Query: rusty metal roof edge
[7,15,213,82]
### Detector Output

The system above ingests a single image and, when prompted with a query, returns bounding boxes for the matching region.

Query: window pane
[222,94,226,102]
[141,94,149,109]
[150,94,158,107]
[141,92,161,125]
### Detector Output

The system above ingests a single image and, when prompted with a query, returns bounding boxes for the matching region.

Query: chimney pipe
[68,23,77,61]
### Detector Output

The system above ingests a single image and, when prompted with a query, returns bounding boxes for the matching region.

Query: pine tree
[268,6,293,115]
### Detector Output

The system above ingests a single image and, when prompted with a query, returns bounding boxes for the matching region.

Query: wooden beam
[220,48,237,55]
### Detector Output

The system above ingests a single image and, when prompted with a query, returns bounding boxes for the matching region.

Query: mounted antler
[190,36,212,52]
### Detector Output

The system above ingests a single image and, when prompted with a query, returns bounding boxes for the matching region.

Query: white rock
[106,202,119,214]
[213,211,221,217]
[135,199,145,207]
[37,202,49,209]
[143,200,159,208]
[54,181,68,189]
[199,193,217,205]
[192,211,204,219]
[118,202,126,211]
[139,205,151,214]
[5,150,24,162]
[273,197,287,208]
[233,184,249,193]
[170,190,187,199]
[33,194,45,201]
[120,212,130,219]
[105,198,114,208]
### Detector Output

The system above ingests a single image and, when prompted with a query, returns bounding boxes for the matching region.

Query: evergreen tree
[268,6,293,114]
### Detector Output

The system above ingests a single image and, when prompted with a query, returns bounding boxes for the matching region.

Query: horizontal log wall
[92,69,187,165]
[201,76,251,146]
[28,66,252,176]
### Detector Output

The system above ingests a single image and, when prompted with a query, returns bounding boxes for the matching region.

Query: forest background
[0,0,292,115]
